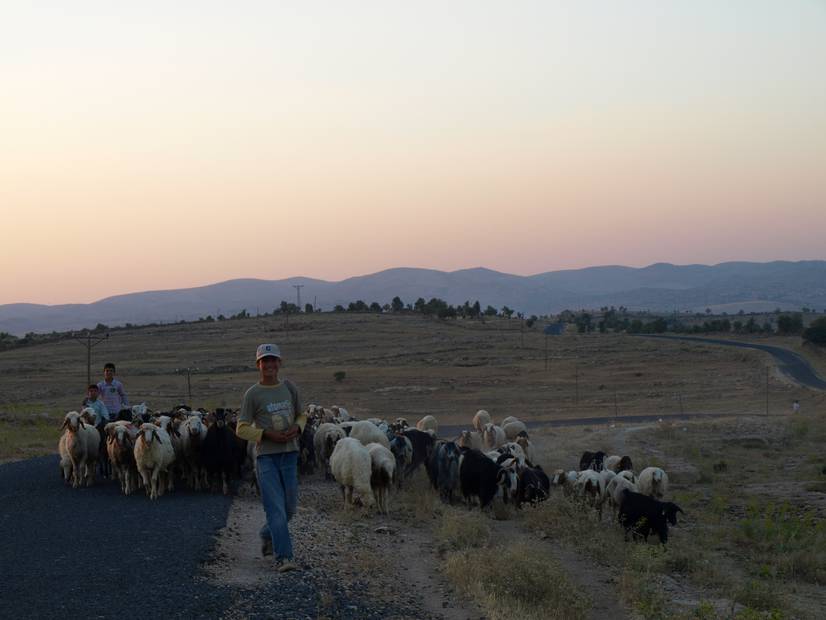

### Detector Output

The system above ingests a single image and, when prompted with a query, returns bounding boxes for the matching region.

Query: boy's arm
[119,382,129,407]
[236,391,264,442]
[100,402,110,421]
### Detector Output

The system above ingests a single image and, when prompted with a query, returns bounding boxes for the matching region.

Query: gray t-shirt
[239,382,302,456]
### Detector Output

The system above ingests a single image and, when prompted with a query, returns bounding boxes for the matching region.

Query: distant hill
[1,261,824,336]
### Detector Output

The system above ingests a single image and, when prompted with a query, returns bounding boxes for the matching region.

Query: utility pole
[293,284,304,311]
[72,332,109,386]
[544,333,548,371]
[575,361,579,406]
[176,366,197,407]
[313,295,317,312]
[766,366,769,415]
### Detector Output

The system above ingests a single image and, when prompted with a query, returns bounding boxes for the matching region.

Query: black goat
[619,489,684,544]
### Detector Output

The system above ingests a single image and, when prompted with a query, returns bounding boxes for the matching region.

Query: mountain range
[2,261,824,336]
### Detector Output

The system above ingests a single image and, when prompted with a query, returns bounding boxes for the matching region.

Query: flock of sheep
[57,402,683,545]
[58,405,247,500]
[552,451,685,544]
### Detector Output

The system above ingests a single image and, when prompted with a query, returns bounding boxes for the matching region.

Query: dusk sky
[2,1,825,306]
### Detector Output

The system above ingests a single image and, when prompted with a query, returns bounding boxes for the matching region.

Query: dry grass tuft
[443,542,591,620]
[435,509,490,552]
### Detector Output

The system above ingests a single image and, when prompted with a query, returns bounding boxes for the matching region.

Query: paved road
[0,457,425,619]
[0,456,233,619]
[641,334,826,390]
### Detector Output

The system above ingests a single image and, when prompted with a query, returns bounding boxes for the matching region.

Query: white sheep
[638,467,669,499]
[348,420,391,449]
[605,475,637,519]
[503,420,528,441]
[498,442,527,466]
[482,423,506,449]
[617,469,637,485]
[330,405,352,422]
[472,409,492,432]
[551,469,579,497]
[416,415,438,435]
[105,422,139,495]
[179,415,207,490]
[58,431,73,484]
[330,437,375,511]
[134,423,176,500]
[501,416,520,428]
[515,435,536,464]
[366,442,396,515]
[314,423,347,479]
[576,469,605,519]
[59,411,99,488]
[603,455,621,472]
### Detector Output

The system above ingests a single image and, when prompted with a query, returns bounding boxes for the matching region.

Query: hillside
[1,260,824,335]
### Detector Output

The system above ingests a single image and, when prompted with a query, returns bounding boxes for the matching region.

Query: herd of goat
[57,404,683,544]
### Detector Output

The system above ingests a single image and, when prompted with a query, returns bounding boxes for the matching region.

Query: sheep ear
[79,419,86,429]
[60,419,68,430]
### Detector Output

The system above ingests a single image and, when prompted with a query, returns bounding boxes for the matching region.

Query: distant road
[640,334,826,391]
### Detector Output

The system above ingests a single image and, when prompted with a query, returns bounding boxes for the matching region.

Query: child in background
[82,383,110,423]
[97,362,129,417]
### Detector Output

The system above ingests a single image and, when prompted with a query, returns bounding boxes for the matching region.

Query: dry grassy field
[2,312,825,618]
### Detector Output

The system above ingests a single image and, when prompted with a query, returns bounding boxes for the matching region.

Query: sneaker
[276,559,299,573]
[260,537,273,557]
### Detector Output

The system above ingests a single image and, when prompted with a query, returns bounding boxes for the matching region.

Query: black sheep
[200,408,236,495]
[402,428,435,478]
[458,449,509,509]
[618,489,684,544]
[516,464,550,507]
[579,450,606,471]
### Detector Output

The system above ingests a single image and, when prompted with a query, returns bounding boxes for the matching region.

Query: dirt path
[204,478,482,619]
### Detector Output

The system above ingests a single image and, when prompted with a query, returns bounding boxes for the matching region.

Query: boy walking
[236,344,306,572]
[97,362,129,417]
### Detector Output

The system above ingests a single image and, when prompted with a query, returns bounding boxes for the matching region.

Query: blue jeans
[257,451,298,561]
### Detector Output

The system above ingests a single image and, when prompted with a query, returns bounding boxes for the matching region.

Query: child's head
[87,384,100,400]
[103,362,116,381]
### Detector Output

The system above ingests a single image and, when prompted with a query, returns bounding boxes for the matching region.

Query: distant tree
[217,314,226,321]
[525,315,537,328]
[575,312,593,333]
[333,304,345,312]
[471,301,481,318]
[414,297,426,313]
[391,296,404,312]
[484,305,498,317]
[348,300,368,312]
[501,306,514,319]
[777,314,804,335]
[802,317,826,346]
[369,302,383,313]
[94,323,108,332]
[305,303,314,314]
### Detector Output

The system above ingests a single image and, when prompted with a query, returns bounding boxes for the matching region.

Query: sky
[2,1,825,305]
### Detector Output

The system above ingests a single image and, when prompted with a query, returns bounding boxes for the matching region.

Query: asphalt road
[0,457,425,620]
[641,334,826,390]
[0,456,233,619]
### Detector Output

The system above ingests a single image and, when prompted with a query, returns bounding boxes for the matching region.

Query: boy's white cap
[256,343,282,361]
